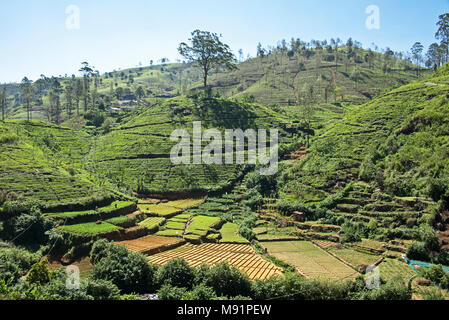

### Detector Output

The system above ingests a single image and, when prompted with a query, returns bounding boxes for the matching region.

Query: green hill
[276,65,449,242]
[89,96,291,194]
[197,47,425,106]
[0,120,109,206]
[3,45,425,123]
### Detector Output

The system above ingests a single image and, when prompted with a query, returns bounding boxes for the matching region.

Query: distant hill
[3,45,427,122]
[204,47,427,106]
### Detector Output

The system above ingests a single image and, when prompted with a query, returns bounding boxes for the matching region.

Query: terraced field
[378,258,417,282]
[327,246,381,268]
[262,241,358,281]
[118,235,185,255]
[147,243,283,280]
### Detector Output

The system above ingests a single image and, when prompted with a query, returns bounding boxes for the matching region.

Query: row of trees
[0,61,151,124]
[411,13,449,71]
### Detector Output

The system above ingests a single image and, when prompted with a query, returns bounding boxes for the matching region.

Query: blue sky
[0,0,448,83]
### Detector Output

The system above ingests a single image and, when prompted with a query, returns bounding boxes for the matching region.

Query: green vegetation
[3,15,449,301]
[186,215,221,236]
[138,217,165,230]
[219,223,249,243]
[58,222,121,235]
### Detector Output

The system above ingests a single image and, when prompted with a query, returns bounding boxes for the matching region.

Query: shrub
[417,265,449,289]
[2,206,53,245]
[0,246,40,283]
[184,284,217,300]
[355,278,411,300]
[204,262,252,298]
[406,242,430,261]
[251,277,286,300]
[85,279,121,300]
[156,258,196,289]
[90,240,158,294]
[341,222,362,243]
[27,259,52,286]
[157,284,187,300]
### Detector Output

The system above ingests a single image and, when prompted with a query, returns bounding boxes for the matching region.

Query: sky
[0,0,448,83]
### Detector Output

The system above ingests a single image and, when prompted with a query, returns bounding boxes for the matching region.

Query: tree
[331,38,342,70]
[90,240,158,294]
[20,77,33,121]
[178,30,237,91]
[64,83,74,117]
[79,62,94,112]
[156,259,196,289]
[75,79,83,116]
[0,86,7,121]
[366,49,375,69]
[135,86,145,102]
[426,43,443,69]
[436,13,449,63]
[411,42,424,76]
[203,262,252,298]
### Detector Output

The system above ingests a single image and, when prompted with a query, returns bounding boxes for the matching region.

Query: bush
[417,265,449,289]
[341,222,363,243]
[407,242,430,261]
[86,279,121,300]
[2,206,53,245]
[157,284,187,300]
[156,258,196,289]
[90,240,157,294]
[0,246,40,283]
[203,262,252,298]
[27,259,52,286]
[251,277,285,300]
[355,278,411,300]
[184,284,217,300]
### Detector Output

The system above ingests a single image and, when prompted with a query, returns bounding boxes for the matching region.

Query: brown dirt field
[147,243,283,280]
[314,240,337,249]
[47,257,93,279]
[117,235,185,255]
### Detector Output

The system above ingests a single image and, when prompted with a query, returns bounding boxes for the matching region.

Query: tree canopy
[178,30,237,90]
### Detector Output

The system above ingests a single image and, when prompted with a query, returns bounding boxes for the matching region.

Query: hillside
[0,120,111,207]
[89,96,292,194]
[196,47,425,106]
[3,45,425,123]
[276,65,449,243]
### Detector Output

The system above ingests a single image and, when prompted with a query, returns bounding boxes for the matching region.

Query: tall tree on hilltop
[0,87,7,121]
[411,42,424,76]
[178,30,237,93]
[436,13,449,64]
[64,83,74,117]
[20,77,33,121]
[135,86,145,102]
[426,43,443,69]
[79,62,94,112]
[49,79,63,124]
[74,79,83,116]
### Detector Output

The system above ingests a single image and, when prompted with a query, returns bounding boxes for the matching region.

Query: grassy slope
[90,96,290,193]
[205,48,424,106]
[280,65,449,204]
[6,47,423,122]
[0,120,107,204]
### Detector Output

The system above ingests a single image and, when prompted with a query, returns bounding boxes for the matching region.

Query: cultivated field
[262,241,358,281]
[117,235,185,255]
[147,243,283,280]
